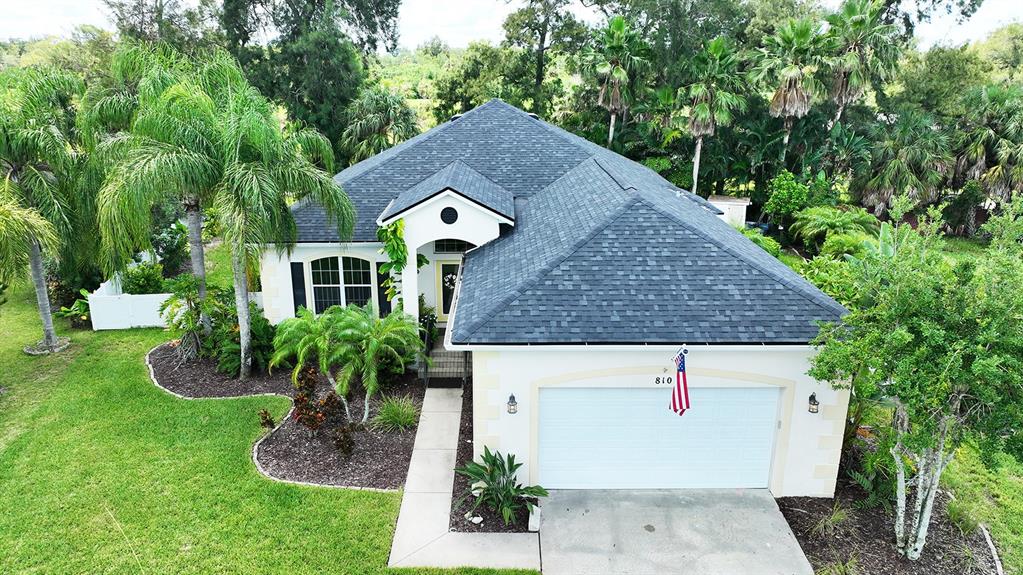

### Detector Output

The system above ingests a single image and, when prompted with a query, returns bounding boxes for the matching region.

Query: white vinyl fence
[89,277,263,331]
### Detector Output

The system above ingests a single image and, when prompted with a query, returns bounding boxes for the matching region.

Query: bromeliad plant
[455,447,548,526]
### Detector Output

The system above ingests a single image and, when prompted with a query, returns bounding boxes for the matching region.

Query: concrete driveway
[539,489,813,575]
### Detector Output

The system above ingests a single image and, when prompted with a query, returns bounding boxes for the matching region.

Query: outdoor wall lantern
[808,392,820,414]
[507,394,518,414]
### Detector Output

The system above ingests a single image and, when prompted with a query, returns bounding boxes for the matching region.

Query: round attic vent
[440,207,458,224]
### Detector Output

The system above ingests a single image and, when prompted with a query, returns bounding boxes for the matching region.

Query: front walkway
[387,388,540,570]
[540,489,813,575]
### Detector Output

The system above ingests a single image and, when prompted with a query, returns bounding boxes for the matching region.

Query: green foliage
[151,221,189,277]
[892,45,993,123]
[847,436,897,512]
[55,288,91,327]
[946,498,979,536]
[214,303,275,377]
[739,226,781,257]
[455,446,549,525]
[796,256,858,309]
[581,15,651,145]
[810,501,849,539]
[418,294,439,349]
[372,395,419,433]
[820,232,871,259]
[817,555,861,575]
[121,262,165,295]
[790,205,879,251]
[763,171,809,222]
[340,86,419,164]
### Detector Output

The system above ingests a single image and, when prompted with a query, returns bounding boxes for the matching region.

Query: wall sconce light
[808,392,820,414]
[507,394,518,414]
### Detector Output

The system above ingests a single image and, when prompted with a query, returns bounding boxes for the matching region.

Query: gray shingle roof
[294,98,845,344]
[379,159,515,222]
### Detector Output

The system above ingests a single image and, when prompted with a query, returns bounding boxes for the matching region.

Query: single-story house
[259,99,849,497]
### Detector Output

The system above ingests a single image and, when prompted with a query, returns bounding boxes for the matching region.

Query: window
[440,206,459,224]
[310,256,372,312]
[434,239,475,254]
[311,257,342,313]
[342,257,372,307]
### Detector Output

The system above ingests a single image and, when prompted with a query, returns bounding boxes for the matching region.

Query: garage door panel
[538,387,779,489]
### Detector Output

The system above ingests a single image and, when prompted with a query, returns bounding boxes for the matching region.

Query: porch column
[400,241,419,322]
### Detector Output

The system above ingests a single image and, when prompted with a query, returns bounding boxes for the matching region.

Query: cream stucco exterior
[465,345,848,498]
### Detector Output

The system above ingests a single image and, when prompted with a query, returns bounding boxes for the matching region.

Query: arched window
[310,256,372,313]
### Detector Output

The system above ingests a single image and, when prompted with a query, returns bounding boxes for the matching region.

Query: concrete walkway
[540,489,813,575]
[388,388,541,570]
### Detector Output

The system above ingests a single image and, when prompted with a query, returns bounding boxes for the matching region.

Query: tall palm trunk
[828,103,845,132]
[28,238,59,349]
[781,117,793,163]
[607,112,617,147]
[183,198,207,300]
[691,136,704,196]
[230,244,252,380]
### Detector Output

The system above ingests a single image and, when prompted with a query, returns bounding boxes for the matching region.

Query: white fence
[89,277,263,331]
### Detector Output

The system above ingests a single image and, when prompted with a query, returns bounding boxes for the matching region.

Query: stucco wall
[470,346,848,497]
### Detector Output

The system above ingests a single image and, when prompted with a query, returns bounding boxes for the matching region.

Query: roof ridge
[339,100,503,184]
[635,194,846,316]
[456,196,640,342]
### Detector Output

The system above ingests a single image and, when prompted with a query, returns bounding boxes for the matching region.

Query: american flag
[671,348,691,416]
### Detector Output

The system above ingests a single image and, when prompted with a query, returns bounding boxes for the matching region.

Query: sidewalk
[388,387,541,570]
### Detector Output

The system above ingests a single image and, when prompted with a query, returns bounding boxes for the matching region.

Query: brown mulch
[149,342,294,398]
[778,481,998,575]
[148,341,425,490]
[449,382,532,533]
[256,372,424,489]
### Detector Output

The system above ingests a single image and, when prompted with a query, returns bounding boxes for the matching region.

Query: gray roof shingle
[379,159,515,222]
[294,98,845,344]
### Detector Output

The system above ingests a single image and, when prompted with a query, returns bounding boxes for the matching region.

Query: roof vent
[449,114,463,122]
[527,113,539,120]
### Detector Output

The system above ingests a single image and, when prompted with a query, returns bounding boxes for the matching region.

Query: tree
[433,42,526,122]
[0,198,59,295]
[891,45,992,126]
[825,0,900,128]
[340,87,419,164]
[102,0,223,53]
[754,18,827,158]
[809,200,1023,560]
[955,84,1023,201]
[0,66,83,353]
[974,23,1023,82]
[271,306,356,421]
[582,15,651,147]
[683,36,746,196]
[859,108,951,213]
[332,304,423,423]
[502,0,587,116]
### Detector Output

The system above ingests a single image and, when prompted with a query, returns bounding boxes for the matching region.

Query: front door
[436,262,460,321]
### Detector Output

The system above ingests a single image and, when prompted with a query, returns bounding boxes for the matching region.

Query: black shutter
[290,262,306,315]
[376,262,392,318]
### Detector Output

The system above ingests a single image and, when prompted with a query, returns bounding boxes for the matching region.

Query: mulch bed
[148,341,425,490]
[779,480,998,575]
[449,382,532,533]
[149,342,293,398]
[256,372,424,489]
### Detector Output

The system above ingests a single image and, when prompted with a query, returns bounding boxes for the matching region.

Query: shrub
[333,424,357,458]
[160,274,232,361]
[121,262,166,294]
[818,555,860,575]
[946,498,979,535]
[791,206,879,252]
[820,232,872,259]
[738,226,781,257]
[763,170,809,224]
[418,294,439,348]
[258,409,275,430]
[810,502,849,539]
[373,395,419,432]
[455,447,549,525]
[55,288,91,329]
[151,221,189,277]
[795,257,858,310]
[213,303,276,376]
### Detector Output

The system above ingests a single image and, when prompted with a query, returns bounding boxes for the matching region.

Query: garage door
[538,387,780,489]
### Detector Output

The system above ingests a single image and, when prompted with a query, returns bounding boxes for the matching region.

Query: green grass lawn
[0,284,533,575]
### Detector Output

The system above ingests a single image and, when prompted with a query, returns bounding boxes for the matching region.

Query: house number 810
[654,376,674,385]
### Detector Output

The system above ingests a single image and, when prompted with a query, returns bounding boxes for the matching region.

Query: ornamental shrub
[373,395,419,432]
[455,447,549,525]
[763,170,809,224]
[738,226,782,257]
[121,262,166,294]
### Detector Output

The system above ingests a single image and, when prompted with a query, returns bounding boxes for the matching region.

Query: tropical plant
[820,232,872,258]
[372,395,419,432]
[55,288,91,327]
[120,261,165,294]
[213,303,275,377]
[0,66,83,353]
[455,447,549,525]
[754,18,827,156]
[151,221,189,277]
[682,37,747,195]
[340,87,419,164]
[762,170,809,224]
[331,304,423,423]
[160,273,231,361]
[824,0,900,127]
[738,226,781,257]
[858,108,952,213]
[955,84,1023,201]
[796,255,859,309]
[791,205,879,251]
[582,15,651,146]
[377,220,429,304]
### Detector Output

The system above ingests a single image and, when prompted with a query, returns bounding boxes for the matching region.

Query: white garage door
[538,387,780,489]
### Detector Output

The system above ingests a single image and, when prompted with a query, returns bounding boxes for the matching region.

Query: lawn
[0,283,533,575]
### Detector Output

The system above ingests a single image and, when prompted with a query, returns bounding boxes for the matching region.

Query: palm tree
[683,37,747,196]
[754,18,827,158]
[0,198,59,290]
[333,304,423,424]
[583,15,650,147]
[860,108,952,213]
[0,66,83,353]
[101,52,354,379]
[957,84,1023,201]
[270,306,355,421]
[340,87,419,164]
[824,0,899,128]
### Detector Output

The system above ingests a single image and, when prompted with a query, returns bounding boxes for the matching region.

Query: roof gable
[378,160,515,223]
